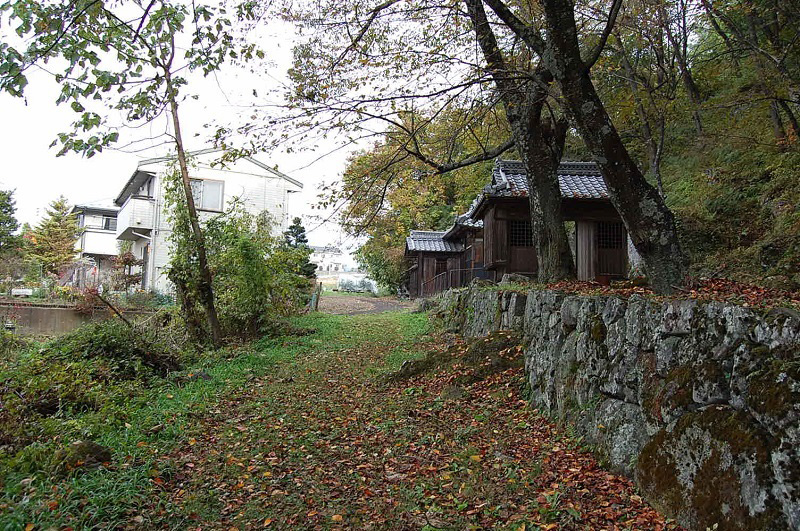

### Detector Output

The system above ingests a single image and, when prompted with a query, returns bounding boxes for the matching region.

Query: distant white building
[114,148,303,292]
[69,202,120,287]
[310,245,344,273]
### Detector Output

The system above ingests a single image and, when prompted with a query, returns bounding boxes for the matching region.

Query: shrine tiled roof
[489,160,608,200]
[406,230,464,253]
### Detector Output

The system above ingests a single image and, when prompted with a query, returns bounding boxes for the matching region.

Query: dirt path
[144,312,678,530]
[318,294,415,315]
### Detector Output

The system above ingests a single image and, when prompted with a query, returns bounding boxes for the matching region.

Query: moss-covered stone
[637,407,782,530]
[745,358,800,435]
[435,285,800,528]
[51,440,112,477]
[691,360,730,405]
[590,314,607,343]
[637,350,660,417]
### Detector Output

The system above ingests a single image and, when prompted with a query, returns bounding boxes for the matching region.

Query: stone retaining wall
[434,286,800,530]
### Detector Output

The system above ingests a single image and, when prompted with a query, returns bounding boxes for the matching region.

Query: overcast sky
[0,20,363,260]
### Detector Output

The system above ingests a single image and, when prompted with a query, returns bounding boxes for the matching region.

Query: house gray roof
[490,160,607,199]
[115,169,155,206]
[454,212,483,229]
[462,159,609,221]
[406,230,464,253]
[70,201,120,216]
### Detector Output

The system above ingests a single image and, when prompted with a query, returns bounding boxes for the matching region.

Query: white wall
[76,210,119,257]
[121,151,302,293]
[79,229,119,256]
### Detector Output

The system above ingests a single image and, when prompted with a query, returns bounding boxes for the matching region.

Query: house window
[597,222,625,249]
[510,220,533,247]
[435,259,447,276]
[190,179,224,211]
[102,216,117,231]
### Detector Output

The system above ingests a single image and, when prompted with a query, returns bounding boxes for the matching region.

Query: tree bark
[538,0,687,293]
[520,112,574,282]
[164,66,223,348]
[464,0,575,282]
[777,100,800,142]
[770,99,788,146]
[171,273,206,343]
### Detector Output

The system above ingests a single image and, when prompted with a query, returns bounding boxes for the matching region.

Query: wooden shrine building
[405,159,631,297]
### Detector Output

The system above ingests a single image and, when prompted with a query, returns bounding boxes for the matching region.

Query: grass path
[144,312,676,530]
[3,311,678,530]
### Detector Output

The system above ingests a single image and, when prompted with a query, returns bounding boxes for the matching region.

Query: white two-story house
[69,202,120,287]
[114,148,303,293]
[310,245,345,273]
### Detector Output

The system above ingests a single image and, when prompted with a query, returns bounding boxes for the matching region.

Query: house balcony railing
[116,195,155,240]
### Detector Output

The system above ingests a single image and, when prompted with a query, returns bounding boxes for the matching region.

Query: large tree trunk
[540,0,687,293]
[465,0,575,282]
[164,69,223,348]
[515,105,574,282]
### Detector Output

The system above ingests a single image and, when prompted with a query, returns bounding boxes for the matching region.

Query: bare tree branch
[331,0,403,69]
[482,0,546,56]
[583,0,622,70]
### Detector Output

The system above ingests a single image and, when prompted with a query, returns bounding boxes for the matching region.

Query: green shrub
[121,290,175,309]
[0,330,27,359]
[0,318,184,468]
[165,190,314,342]
[47,319,181,378]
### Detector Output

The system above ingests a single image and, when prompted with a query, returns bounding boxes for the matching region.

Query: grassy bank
[0,312,429,529]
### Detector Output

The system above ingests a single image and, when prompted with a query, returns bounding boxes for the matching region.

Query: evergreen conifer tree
[30,196,82,274]
[283,217,317,278]
[284,217,309,247]
[0,189,20,255]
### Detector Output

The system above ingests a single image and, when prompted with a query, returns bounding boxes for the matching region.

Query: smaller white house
[69,202,120,287]
[114,148,303,292]
[310,245,345,273]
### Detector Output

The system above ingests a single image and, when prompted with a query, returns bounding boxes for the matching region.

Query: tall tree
[0,0,250,346]
[283,217,317,278]
[276,0,578,281]
[30,196,82,274]
[260,0,687,292]
[284,217,310,247]
[700,0,800,145]
[603,0,685,196]
[463,1,575,281]
[0,189,20,255]
[479,0,687,292]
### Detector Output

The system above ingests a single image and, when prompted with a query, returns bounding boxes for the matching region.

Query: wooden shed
[405,230,464,297]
